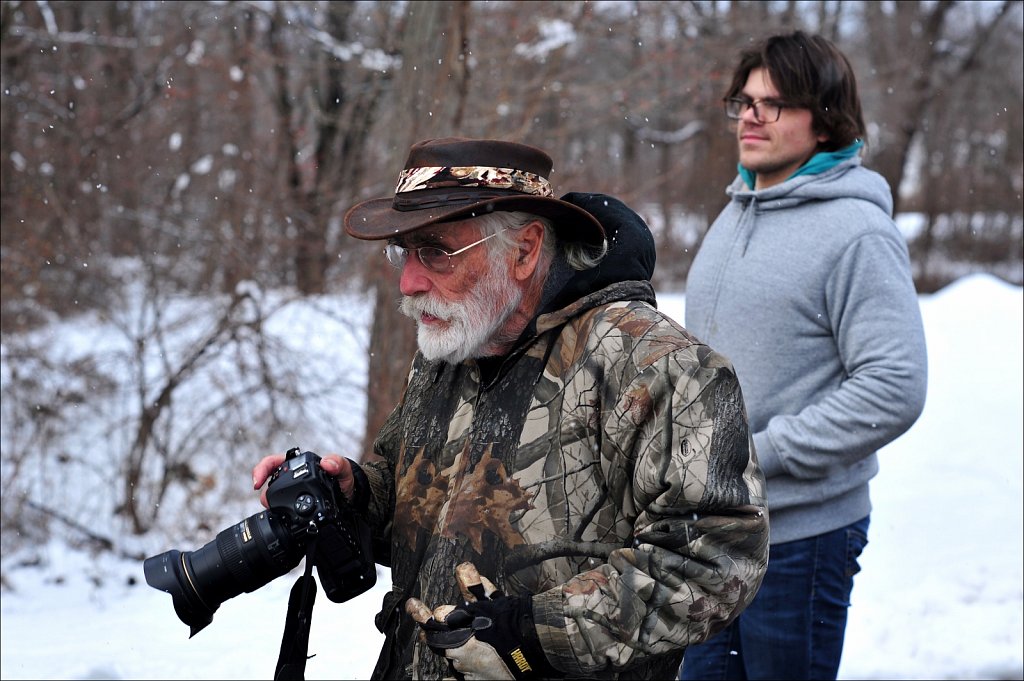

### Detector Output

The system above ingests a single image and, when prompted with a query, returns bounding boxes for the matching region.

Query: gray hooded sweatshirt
[685,156,928,544]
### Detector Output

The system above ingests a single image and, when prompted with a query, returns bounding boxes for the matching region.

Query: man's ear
[511,220,545,282]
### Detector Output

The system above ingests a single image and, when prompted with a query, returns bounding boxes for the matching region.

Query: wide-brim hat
[343,137,605,247]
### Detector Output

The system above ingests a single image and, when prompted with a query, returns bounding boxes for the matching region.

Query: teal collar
[739,139,864,189]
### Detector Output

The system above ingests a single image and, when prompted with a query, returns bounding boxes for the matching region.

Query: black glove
[406,562,561,680]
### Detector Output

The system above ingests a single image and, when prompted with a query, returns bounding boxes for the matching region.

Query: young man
[680,32,928,680]
[254,137,769,680]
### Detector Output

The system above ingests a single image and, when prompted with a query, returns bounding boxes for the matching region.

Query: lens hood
[144,549,217,637]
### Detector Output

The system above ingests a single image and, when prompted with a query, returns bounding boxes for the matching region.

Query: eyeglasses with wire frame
[723,96,791,123]
[384,228,509,273]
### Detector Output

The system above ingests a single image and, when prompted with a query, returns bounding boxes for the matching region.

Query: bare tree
[910,3,1024,290]
[859,0,1021,213]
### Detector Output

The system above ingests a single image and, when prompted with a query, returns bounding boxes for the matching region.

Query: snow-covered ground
[1,273,1021,680]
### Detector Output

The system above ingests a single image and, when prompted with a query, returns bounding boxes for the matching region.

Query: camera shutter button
[294,493,316,515]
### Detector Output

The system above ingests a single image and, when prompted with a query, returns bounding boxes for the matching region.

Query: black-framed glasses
[723,96,789,123]
[384,228,509,273]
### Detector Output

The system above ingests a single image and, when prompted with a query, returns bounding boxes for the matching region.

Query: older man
[254,137,769,680]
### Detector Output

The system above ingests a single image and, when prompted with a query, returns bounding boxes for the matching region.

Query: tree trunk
[361,1,472,457]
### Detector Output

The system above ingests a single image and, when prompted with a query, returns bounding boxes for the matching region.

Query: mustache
[399,293,458,321]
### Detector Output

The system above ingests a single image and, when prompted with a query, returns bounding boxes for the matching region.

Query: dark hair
[725,31,866,151]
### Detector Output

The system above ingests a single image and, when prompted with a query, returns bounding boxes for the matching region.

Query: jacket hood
[540,192,657,315]
[727,156,894,217]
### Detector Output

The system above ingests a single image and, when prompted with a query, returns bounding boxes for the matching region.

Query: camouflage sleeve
[531,343,769,675]
[358,403,404,567]
[359,458,395,567]
[359,354,424,567]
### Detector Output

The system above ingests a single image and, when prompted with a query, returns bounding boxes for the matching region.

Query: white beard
[399,258,522,364]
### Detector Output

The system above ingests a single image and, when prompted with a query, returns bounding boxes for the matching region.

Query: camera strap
[274,538,319,681]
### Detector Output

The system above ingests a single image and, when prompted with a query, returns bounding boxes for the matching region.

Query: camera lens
[144,509,304,636]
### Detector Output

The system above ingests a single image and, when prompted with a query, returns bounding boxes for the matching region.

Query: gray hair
[473,211,607,271]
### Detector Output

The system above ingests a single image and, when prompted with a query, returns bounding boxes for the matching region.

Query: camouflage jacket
[359,278,769,680]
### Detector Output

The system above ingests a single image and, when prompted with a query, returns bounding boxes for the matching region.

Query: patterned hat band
[395,165,553,197]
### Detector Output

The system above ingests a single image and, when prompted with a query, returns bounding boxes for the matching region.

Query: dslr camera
[144,447,376,636]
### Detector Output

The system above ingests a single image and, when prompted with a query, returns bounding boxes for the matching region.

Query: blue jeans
[679,516,869,681]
